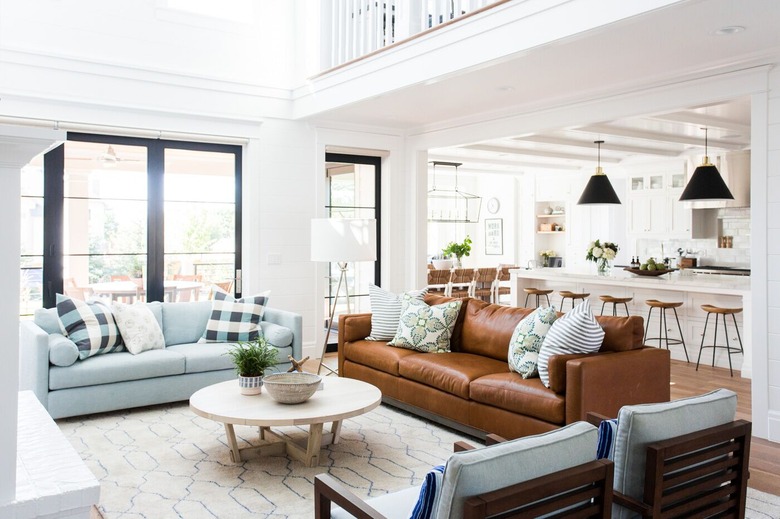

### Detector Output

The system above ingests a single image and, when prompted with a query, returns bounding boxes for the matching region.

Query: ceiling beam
[463,144,621,163]
[428,154,582,171]
[580,124,745,150]
[649,112,751,136]
[514,135,679,157]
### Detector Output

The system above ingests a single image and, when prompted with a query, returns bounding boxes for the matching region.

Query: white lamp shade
[310,219,377,262]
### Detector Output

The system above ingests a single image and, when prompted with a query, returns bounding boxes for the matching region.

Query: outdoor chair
[314,421,613,519]
[587,388,751,519]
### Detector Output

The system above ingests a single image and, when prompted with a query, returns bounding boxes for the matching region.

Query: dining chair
[426,268,451,296]
[448,268,475,298]
[472,267,498,302]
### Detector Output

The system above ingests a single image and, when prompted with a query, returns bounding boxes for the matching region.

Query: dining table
[87,280,203,303]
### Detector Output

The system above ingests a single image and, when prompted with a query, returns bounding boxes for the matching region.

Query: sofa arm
[337,314,373,374]
[19,320,51,409]
[564,347,670,423]
[263,308,303,360]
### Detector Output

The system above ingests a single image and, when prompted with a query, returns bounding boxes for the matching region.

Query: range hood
[686,150,750,209]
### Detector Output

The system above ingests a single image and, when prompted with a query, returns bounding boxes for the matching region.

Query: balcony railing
[322,0,501,70]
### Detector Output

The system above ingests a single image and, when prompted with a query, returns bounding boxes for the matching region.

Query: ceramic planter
[238,375,263,395]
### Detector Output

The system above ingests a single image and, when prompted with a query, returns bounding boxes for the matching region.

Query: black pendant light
[679,128,734,201]
[577,140,621,205]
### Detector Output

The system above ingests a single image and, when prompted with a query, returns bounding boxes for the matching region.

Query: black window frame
[41,133,242,307]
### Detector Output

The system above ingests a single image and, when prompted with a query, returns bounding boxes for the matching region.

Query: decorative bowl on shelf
[262,372,322,404]
[623,267,673,277]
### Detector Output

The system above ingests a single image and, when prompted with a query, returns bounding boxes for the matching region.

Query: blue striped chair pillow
[537,299,604,387]
[409,464,445,519]
[596,419,619,460]
[56,294,124,360]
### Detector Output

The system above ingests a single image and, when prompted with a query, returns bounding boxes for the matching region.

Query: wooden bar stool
[696,304,744,377]
[599,295,632,316]
[559,291,590,311]
[644,299,689,362]
[523,288,553,308]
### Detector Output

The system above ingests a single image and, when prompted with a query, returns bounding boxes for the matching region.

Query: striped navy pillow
[366,284,428,341]
[596,419,619,460]
[537,299,604,387]
[409,464,445,519]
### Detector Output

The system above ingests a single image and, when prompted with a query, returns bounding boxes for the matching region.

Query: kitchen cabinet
[628,169,692,237]
[629,193,665,234]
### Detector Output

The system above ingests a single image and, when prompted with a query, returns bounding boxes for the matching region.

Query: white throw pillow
[112,302,165,355]
[537,299,604,388]
[388,297,462,353]
[367,284,428,341]
[507,306,558,378]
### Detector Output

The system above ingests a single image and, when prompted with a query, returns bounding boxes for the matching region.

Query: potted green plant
[442,235,473,267]
[225,337,279,395]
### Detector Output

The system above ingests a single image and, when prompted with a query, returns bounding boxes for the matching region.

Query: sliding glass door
[28,134,242,311]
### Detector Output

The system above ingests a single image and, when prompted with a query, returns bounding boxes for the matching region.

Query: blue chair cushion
[49,349,185,390]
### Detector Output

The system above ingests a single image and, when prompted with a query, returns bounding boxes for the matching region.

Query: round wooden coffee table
[190,377,381,467]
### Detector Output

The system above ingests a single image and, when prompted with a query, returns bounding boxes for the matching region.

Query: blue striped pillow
[56,294,124,360]
[409,464,445,519]
[537,299,604,388]
[596,419,619,460]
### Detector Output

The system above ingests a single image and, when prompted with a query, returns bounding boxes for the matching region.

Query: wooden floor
[670,359,780,495]
[318,355,780,494]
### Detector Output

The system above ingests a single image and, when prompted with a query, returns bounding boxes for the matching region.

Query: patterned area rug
[59,402,779,518]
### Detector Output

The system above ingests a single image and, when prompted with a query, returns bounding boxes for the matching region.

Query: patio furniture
[588,388,750,519]
[315,421,613,518]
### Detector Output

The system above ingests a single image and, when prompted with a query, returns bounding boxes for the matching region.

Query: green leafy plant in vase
[441,235,472,267]
[225,337,279,395]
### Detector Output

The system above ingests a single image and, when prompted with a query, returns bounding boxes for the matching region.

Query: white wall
[765,67,780,439]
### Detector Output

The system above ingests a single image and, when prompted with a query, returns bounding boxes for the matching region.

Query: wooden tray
[623,267,673,276]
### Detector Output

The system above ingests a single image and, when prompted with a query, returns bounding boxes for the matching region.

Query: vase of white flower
[586,240,619,276]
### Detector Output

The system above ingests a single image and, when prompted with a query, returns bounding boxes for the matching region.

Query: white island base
[510,268,751,378]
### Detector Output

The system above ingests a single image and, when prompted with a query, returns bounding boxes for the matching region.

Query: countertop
[510,267,751,296]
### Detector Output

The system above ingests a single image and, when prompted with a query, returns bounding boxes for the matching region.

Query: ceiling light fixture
[679,127,734,202]
[576,140,621,205]
[427,161,482,223]
[715,25,745,36]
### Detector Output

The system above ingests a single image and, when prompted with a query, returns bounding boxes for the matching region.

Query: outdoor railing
[322,0,501,70]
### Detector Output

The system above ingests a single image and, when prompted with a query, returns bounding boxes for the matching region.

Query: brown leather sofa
[338,295,670,439]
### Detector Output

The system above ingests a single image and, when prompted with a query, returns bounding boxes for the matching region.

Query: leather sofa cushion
[595,315,644,352]
[398,352,508,399]
[469,372,566,424]
[458,299,533,361]
[343,339,420,376]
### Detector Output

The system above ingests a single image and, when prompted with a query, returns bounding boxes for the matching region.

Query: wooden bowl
[623,267,673,277]
[263,372,322,404]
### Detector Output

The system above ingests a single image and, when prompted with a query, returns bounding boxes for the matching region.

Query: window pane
[164,148,236,302]
[20,164,43,316]
[63,141,148,287]
[164,149,234,203]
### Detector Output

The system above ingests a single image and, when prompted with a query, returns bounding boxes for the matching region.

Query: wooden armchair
[587,388,751,519]
[314,422,613,519]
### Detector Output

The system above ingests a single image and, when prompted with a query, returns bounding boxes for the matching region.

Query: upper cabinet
[627,168,691,237]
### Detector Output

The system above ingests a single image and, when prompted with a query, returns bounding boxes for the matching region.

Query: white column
[0,124,64,506]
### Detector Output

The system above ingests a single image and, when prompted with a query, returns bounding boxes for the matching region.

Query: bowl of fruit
[624,258,673,277]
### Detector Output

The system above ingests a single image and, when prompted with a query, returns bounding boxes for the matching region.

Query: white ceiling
[311,0,780,175]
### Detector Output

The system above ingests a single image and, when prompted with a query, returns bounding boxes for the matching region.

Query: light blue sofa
[19,300,303,419]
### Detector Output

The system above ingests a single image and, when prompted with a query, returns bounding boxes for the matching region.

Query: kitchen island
[510,267,752,377]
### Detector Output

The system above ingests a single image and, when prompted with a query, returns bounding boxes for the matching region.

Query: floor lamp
[311,218,377,375]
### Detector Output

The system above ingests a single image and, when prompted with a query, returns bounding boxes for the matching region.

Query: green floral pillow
[507,306,558,378]
[388,297,462,353]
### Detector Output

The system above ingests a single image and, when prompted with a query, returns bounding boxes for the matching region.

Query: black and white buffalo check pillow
[199,291,270,343]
